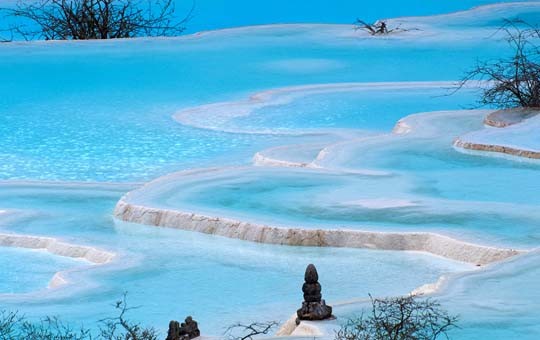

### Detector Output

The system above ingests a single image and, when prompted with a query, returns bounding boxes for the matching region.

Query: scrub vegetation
[335,295,458,340]
[224,321,279,340]
[1,0,193,40]
[0,294,158,340]
[354,19,414,35]
[460,20,540,108]
[0,295,457,339]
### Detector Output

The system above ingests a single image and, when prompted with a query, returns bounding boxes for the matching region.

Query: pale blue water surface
[0,247,85,294]
[1,1,540,338]
[0,183,469,335]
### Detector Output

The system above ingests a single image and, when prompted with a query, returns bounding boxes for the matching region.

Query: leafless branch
[354,19,418,35]
[224,321,279,340]
[335,295,458,340]
[99,292,159,340]
[456,19,540,108]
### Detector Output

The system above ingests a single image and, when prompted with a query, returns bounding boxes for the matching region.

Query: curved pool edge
[0,233,116,292]
[0,233,115,265]
[454,137,540,160]
[172,81,469,136]
[113,199,521,266]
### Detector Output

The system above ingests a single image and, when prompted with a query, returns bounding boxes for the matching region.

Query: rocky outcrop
[166,317,200,340]
[114,200,521,266]
[296,264,332,322]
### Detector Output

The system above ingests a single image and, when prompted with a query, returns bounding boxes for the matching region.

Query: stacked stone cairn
[296,263,333,324]
[166,316,200,340]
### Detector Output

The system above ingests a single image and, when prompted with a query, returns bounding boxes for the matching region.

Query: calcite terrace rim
[455,108,540,160]
[172,81,475,136]
[483,108,540,128]
[113,198,521,267]
[2,1,538,48]
[453,138,540,159]
[114,105,524,268]
[0,232,116,294]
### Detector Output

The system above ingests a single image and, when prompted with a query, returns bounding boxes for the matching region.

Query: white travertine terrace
[0,233,115,291]
[483,108,538,128]
[114,200,519,266]
[454,138,540,159]
[173,81,465,135]
[115,105,522,270]
[0,233,115,265]
[48,272,70,289]
[253,151,311,168]
[455,109,540,159]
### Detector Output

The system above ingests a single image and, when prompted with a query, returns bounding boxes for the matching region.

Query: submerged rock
[166,316,200,340]
[296,264,332,323]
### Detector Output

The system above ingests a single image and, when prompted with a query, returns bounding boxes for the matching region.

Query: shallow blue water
[334,251,540,340]
[0,183,469,334]
[0,18,511,181]
[0,247,84,294]
[0,2,539,338]
[178,0,539,33]
[229,87,477,132]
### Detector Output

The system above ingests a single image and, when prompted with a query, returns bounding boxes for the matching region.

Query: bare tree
[0,311,90,339]
[224,321,279,340]
[0,30,13,42]
[459,19,540,108]
[335,295,458,340]
[0,12,13,42]
[0,293,159,339]
[0,310,23,338]
[2,0,194,40]
[99,292,159,340]
[355,19,415,35]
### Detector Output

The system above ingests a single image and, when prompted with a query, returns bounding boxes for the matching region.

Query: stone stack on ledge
[296,264,333,324]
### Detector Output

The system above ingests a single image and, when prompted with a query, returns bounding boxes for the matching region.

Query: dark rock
[296,264,332,322]
[181,316,200,339]
[166,320,182,340]
[303,282,322,302]
[304,264,319,283]
[166,316,200,340]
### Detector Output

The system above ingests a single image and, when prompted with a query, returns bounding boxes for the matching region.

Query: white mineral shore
[48,272,69,289]
[253,151,311,168]
[345,199,418,209]
[483,108,538,128]
[276,314,326,337]
[454,138,540,159]
[0,233,115,290]
[114,200,520,266]
[0,233,115,264]
[455,108,540,159]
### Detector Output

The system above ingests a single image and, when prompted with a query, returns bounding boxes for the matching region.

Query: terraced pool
[1,1,540,338]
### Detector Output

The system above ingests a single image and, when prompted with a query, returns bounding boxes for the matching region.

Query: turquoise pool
[1,2,540,338]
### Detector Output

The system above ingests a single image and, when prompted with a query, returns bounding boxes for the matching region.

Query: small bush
[0,294,158,339]
[335,295,458,340]
[224,321,279,340]
[3,0,193,40]
[460,20,540,108]
[354,19,414,35]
